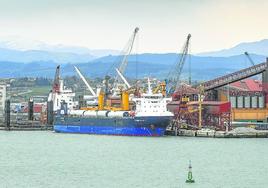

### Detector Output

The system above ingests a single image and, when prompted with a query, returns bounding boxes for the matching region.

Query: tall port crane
[166,34,191,94]
[112,27,139,95]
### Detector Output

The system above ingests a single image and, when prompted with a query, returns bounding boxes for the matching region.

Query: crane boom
[115,68,131,89]
[115,27,139,84]
[74,66,96,96]
[174,34,191,90]
[166,34,191,94]
[244,51,255,66]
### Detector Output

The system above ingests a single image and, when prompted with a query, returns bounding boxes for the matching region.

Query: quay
[0,123,53,131]
[165,127,268,138]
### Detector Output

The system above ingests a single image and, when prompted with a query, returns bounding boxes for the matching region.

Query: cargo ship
[53,85,174,136]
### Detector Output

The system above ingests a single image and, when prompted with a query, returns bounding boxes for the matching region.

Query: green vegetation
[30,86,51,96]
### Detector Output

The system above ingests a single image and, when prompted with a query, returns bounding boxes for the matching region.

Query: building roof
[230,79,262,91]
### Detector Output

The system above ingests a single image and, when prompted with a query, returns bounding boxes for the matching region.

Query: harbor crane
[74,66,99,106]
[112,27,139,95]
[166,34,191,95]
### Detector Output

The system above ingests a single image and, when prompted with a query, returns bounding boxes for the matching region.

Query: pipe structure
[98,92,105,110]
[121,91,130,111]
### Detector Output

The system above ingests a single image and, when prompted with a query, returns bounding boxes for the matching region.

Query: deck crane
[244,51,255,66]
[166,34,191,95]
[112,27,139,95]
[115,68,131,89]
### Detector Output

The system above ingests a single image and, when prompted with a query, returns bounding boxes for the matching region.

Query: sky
[0,0,267,53]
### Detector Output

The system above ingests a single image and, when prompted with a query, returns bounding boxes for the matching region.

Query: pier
[165,127,268,138]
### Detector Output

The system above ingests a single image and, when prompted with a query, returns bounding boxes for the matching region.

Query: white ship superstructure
[132,78,173,117]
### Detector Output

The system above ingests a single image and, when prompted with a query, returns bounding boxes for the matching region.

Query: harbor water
[0,131,268,188]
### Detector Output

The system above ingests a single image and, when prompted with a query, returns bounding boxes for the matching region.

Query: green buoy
[186,160,195,183]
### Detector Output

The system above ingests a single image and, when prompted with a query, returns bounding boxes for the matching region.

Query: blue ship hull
[53,116,172,136]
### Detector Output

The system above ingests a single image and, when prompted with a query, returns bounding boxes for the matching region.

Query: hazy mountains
[198,39,268,57]
[0,37,268,80]
[0,36,119,63]
[0,53,265,81]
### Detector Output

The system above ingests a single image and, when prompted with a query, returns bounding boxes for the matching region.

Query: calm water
[0,131,267,188]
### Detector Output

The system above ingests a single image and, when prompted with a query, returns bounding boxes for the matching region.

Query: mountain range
[198,39,268,57]
[0,37,268,80]
[0,53,265,81]
[0,36,120,63]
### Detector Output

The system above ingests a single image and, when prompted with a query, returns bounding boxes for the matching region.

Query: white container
[69,110,85,116]
[107,111,129,118]
[96,110,109,117]
[83,111,97,117]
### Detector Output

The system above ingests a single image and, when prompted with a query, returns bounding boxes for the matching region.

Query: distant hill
[198,39,268,57]
[0,53,266,81]
[0,48,96,64]
[1,37,268,80]
[0,36,120,63]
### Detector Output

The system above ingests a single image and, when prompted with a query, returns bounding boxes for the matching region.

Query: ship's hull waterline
[53,116,172,136]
